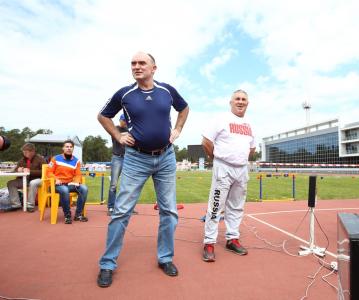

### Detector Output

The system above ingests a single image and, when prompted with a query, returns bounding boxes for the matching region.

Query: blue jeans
[55,184,88,217]
[108,155,124,209]
[99,145,178,270]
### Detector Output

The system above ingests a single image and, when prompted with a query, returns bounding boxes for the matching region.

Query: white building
[339,121,359,157]
[261,118,359,166]
[28,134,83,162]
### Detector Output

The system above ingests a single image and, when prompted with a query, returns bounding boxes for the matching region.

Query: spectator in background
[7,143,46,212]
[46,139,88,224]
[0,135,11,151]
[107,114,138,216]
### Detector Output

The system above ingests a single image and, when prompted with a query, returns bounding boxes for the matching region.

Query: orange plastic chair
[39,164,86,224]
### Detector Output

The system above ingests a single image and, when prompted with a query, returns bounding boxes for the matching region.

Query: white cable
[317,257,339,292]
[0,296,40,300]
[322,270,338,292]
[244,220,283,247]
[282,239,303,257]
[243,220,304,256]
[317,257,333,271]
[244,216,338,299]
[299,264,324,300]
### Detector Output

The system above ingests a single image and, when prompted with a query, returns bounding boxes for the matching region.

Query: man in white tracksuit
[202,89,255,262]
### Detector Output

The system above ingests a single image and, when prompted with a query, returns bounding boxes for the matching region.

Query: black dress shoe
[97,269,113,288]
[158,262,178,276]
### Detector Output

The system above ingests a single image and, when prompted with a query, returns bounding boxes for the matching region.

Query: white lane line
[246,214,337,258]
[248,207,359,216]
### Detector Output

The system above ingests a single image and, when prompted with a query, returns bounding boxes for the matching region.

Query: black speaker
[308,176,317,207]
[337,213,359,299]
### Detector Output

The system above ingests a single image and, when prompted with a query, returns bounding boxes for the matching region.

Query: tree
[251,150,262,161]
[83,135,111,162]
[36,129,53,135]
[176,147,188,162]
[173,144,188,162]
[0,127,53,161]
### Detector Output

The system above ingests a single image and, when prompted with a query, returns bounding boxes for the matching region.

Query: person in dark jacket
[7,143,46,212]
[107,114,138,216]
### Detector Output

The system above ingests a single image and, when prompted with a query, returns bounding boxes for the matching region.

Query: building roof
[262,118,339,143]
[342,121,359,129]
[28,134,82,146]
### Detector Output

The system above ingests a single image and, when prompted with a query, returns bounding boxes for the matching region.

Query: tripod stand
[298,176,326,257]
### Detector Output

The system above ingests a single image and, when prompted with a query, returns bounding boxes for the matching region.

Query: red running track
[0,199,358,300]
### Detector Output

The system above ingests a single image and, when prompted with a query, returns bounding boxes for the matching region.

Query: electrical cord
[282,208,310,257]
[294,207,333,299]
[281,208,329,258]
[243,212,338,300]
[317,257,338,292]
[122,213,205,243]
[321,270,338,292]
[242,220,283,252]
[82,207,339,299]
[313,212,330,252]
[155,209,337,299]
[244,211,308,257]
[299,264,325,300]
[317,257,333,271]
[0,296,40,300]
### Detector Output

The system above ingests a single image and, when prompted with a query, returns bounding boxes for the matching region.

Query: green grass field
[1,171,358,204]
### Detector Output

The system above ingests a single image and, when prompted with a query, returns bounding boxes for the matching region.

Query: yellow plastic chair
[37,164,52,212]
[39,164,86,224]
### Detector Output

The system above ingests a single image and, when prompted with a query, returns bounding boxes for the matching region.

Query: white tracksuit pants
[204,158,249,244]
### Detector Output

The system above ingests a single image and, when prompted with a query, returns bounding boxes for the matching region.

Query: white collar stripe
[122,84,138,99]
[154,82,170,94]
[153,82,173,104]
[57,161,77,169]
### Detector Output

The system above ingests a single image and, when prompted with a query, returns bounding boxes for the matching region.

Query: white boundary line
[248,207,359,216]
[245,213,343,258]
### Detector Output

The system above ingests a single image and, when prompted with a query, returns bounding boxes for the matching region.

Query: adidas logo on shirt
[145,95,152,101]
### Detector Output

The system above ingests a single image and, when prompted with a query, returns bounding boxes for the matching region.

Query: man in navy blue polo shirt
[97,52,189,287]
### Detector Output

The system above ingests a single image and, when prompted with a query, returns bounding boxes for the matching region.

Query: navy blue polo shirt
[100,80,188,150]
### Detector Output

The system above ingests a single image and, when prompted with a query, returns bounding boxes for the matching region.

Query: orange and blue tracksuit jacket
[46,154,82,184]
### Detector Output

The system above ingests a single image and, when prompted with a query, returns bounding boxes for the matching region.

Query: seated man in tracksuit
[46,139,88,224]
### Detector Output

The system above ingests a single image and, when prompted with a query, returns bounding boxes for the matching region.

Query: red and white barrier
[257,162,359,168]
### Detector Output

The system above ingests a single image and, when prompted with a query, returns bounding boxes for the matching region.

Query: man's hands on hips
[119,133,135,146]
[169,128,180,143]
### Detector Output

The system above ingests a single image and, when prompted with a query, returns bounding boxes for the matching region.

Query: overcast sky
[1,0,359,150]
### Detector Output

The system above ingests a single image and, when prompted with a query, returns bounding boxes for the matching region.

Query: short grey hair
[233,89,248,96]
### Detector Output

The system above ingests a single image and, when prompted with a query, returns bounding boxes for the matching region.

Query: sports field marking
[248,207,359,217]
[245,214,337,258]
